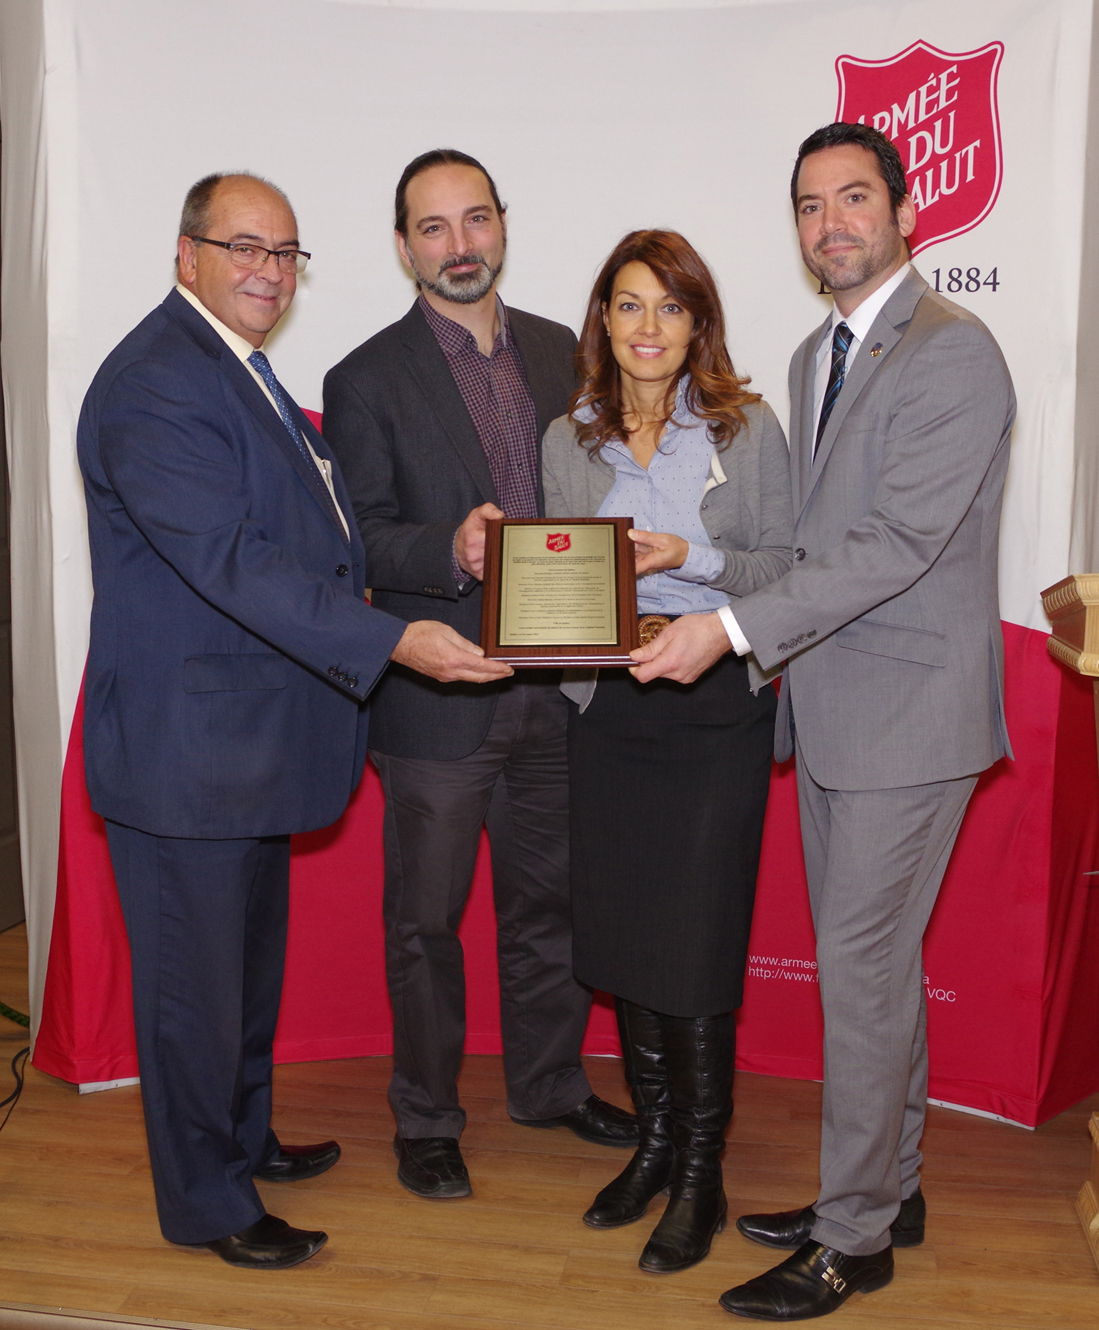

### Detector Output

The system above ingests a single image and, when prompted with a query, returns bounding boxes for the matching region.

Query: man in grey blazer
[631,123,1015,1319]
[323,149,636,1202]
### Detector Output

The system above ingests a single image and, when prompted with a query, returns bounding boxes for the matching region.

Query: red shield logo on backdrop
[546,533,571,552]
[836,40,1004,255]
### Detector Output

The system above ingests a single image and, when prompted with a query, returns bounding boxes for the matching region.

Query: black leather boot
[584,1000,674,1228]
[638,1011,732,1274]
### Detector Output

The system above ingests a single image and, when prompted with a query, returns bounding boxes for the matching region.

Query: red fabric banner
[35,621,1099,1126]
[735,621,1099,1124]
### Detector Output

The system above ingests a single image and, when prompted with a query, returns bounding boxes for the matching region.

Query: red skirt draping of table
[35,621,1099,1127]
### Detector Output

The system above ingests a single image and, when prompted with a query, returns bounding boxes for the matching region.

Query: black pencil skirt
[567,652,776,1017]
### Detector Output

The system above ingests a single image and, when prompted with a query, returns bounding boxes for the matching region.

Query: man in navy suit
[77,172,511,1269]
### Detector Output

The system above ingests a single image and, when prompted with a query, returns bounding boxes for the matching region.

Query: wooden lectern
[1041,574,1099,1275]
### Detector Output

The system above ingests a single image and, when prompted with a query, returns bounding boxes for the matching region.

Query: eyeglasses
[188,236,311,274]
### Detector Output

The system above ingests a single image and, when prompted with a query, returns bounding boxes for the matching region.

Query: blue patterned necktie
[248,348,346,535]
[814,321,854,457]
[247,349,321,473]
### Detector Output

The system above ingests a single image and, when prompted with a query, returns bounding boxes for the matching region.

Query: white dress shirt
[717,262,912,658]
[174,283,349,539]
[810,263,911,442]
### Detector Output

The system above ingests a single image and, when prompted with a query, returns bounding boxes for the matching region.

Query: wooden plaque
[480,517,639,666]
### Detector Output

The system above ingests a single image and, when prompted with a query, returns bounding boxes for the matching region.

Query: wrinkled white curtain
[1,0,1095,1037]
[0,0,89,1038]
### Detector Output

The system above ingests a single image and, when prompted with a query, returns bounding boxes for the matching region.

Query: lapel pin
[870,342,883,358]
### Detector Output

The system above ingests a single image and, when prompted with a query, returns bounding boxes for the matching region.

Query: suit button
[328,666,339,677]
[794,548,806,561]
[336,564,349,577]
[348,677,358,689]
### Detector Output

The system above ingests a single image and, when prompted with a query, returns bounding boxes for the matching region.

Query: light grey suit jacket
[734,269,1016,791]
[542,400,793,701]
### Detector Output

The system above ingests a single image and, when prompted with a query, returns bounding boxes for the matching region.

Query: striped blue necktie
[814,321,853,458]
[248,348,346,535]
[247,349,321,474]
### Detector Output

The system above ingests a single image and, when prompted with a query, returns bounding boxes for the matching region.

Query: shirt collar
[671,374,692,417]
[574,375,691,425]
[577,375,700,440]
[175,282,260,366]
[418,292,509,354]
[830,261,911,345]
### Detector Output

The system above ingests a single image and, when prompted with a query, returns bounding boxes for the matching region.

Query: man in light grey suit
[630,123,1015,1319]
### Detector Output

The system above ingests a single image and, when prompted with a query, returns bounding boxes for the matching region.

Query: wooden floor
[0,920,29,1025]
[1,920,1098,1330]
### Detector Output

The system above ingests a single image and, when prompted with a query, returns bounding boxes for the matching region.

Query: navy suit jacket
[78,289,407,839]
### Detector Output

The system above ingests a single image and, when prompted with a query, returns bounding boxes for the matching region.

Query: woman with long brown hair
[542,231,792,1274]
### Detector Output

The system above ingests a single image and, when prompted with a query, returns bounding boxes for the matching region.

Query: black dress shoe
[719,1241,893,1320]
[736,1187,925,1250]
[195,1213,327,1270]
[510,1094,639,1147]
[254,1140,341,1182]
[889,1188,926,1246]
[394,1135,472,1199]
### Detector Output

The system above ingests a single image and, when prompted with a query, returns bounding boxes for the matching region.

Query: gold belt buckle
[638,614,672,646]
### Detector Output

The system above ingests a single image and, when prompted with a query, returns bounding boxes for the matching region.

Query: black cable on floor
[0,998,29,1027]
[0,1046,30,1134]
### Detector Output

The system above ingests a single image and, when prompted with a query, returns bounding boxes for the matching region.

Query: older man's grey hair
[178,171,292,240]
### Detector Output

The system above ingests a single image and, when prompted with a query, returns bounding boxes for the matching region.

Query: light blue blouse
[589,394,729,616]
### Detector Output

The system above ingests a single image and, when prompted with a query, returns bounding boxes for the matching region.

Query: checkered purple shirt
[419,295,539,519]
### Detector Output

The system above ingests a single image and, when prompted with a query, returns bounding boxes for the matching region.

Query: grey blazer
[734,269,1016,790]
[542,400,793,703]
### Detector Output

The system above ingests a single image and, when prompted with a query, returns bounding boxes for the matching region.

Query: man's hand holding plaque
[455,502,505,582]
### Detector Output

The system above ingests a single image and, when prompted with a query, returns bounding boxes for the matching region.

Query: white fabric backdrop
[1,0,1095,1032]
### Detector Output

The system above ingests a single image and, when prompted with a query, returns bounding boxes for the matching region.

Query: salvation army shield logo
[546,532,571,552]
[835,40,1004,255]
